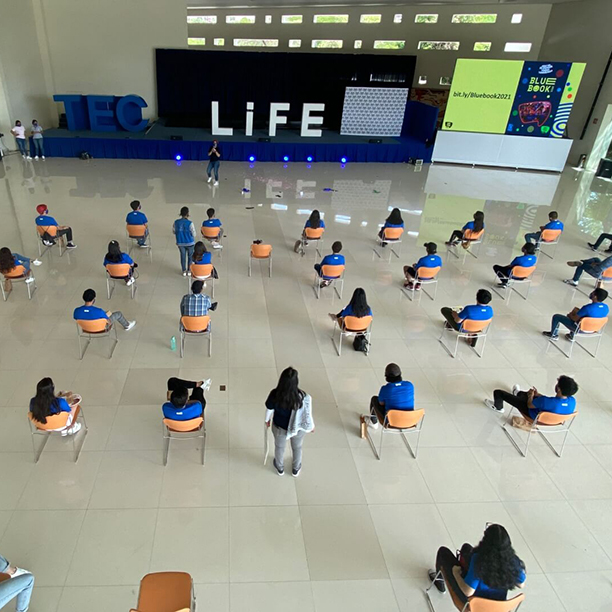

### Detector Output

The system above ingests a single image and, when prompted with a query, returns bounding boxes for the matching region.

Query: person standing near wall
[10,121,30,160]
[30,120,45,160]
[207,140,221,186]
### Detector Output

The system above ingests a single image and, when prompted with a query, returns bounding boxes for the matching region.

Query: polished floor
[1,154,612,611]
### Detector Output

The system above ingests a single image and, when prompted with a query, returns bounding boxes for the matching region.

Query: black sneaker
[588,242,597,251]
[428,569,446,593]
[66,243,77,249]
[542,331,558,341]
[292,465,301,478]
[273,460,284,476]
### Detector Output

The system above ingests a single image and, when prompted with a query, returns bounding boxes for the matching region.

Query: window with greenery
[282,15,303,24]
[188,38,206,46]
[415,14,438,24]
[234,39,279,47]
[311,39,344,48]
[373,40,406,50]
[313,15,349,24]
[187,16,216,24]
[214,38,225,46]
[289,39,301,48]
[474,42,492,51]
[452,14,497,24]
[226,15,256,24]
[418,41,460,51]
[360,14,381,24]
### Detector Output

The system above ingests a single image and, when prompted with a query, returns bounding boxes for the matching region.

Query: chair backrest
[190,263,213,278]
[136,572,192,612]
[463,228,484,241]
[535,410,577,427]
[251,243,272,258]
[77,318,108,333]
[37,224,58,238]
[416,266,440,280]
[343,315,373,332]
[163,417,204,432]
[305,227,324,239]
[469,592,525,612]
[105,263,132,278]
[383,227,404,240]
[127,224,147,237]
[386,408,424,430]
[540,228,562,243]
[578,316,608,334]
[510,265,536,280]
[29,410,70,431]
[4,265,27,279]
[181,315,211,332]
[461,318,492,333]
[601,267,612,280]
[202,226,221,239]
[321,264,345,279]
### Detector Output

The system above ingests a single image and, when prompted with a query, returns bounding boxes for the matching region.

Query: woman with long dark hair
[295,210,326,252]
[265,367,314,477]
[378,207,405,245]
[330,287,372,325]
[29,377,82,435]
[104,240,136,285]
[0,247,36,277]
[192,241,212,265]
[429,523,525,602]
[446,211,485,246]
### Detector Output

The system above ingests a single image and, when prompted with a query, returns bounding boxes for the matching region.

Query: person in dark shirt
[588,232,612,253]
[207,140,221,186]
[368,363,414,428]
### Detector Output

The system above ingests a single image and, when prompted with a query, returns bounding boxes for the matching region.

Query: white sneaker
[213,181,219,186]
[207,177,212,183]
[182,271,187,277]
[25,277,35,284]
[22,154,26,159]
[512,384,521,396]
[187,271,192,277]
[368,418,379,430]
[126,277,135,286]
[34,156,39,160]
[26,155,32,160]
[10,567,31,578]
[125,321,136,331]
[202,378,212,393]
[41,156,46,160]
[212,243,223,249]
[61,421,82,436]
[484,399,504,413]
[32,259,42,266]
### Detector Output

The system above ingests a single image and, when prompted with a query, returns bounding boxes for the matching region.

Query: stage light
[283,155,289,162]
[248,155,256,162]
[340,157,347,164]
[175,154,182,161]
[306,155,313,162]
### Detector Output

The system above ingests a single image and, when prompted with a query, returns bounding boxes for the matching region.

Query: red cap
[36,204,48,215]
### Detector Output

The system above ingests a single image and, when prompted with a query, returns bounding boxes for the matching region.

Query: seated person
[202,207,223,249]
[525,210,563,245]
[294,210,325,253]
[367,363,414,429]
[379,207,404,245]
[330,287,372,325]
[163,377,209,421]
[543,287,609,340]
[314,241,344,287]
[485,375,578,417]
[104,240,137,285]
[180,280,215,323]
[0,247,39,284]
[564,255,612,287]
[441,289,493,347]
[74,288,135,331]
[192,241,218,279]
[35,204,77,248]
[429,523,525,602]
[493,243,537,287]
[29,377,82,435]
[403,242,442,290]
[0,552,34,612]
[445,211,484,246]
[126,199,149,247]
[588,232,612,253]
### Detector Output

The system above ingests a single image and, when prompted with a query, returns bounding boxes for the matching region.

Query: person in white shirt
[11,121,30,159]
[30,120,45,160]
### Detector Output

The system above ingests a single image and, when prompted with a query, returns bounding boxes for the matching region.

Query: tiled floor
[1,155,612,611]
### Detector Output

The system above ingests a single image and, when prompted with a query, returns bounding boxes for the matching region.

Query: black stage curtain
[155,49,416,130]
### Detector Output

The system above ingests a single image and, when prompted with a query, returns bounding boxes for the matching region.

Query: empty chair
[76,318,118,359]
[180,315,212,357]
[130,571,195,612]
[189,262,215,296]
[249,242,272,277]
[106,263,137,299]
[1,265,36,301]
[333,314,372,356]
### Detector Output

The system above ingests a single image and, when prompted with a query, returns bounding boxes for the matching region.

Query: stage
[40,121,433,164]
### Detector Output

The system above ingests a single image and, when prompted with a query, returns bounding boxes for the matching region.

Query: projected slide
[443,59,585,138]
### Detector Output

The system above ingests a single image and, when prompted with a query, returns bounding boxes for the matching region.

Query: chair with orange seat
[502,408,578,458]
[439,317,492,359]
[130,571,195,612]
[491,265,536,302]
[126,223,151,254]
[162,416,206,466]
[106,263,137,299]
[248,242,272,277]
[201,224,222,248]
[189,262,215,297]
[333,314,372,356]
[374,226,404,260]
[314,263,345,299]
[535,228,562,260]
[448,228,485,261]
[548,316,608,359]
[28,404,88,463]
[297,226,325,257]
[36,224,64,257]
[364,408,425,460]
[180,315,212,358]
[1,265,36,301]
[403,266,441,303]
[76,317,118,359]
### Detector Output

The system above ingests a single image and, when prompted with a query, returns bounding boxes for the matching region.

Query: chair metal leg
[163,426,170,466]
[106,277,113,299]
[180,328,185,358]
[501,412,533,457]
[73,421,88,463]
[332,322,341,356]
[363,416,381,460]
[0,281,7,301]
[248,256,252,277]
[208,329,212,357]
[201,423,206,466]
[211,276,215,298]
[378,426,385,460]
[268,256,272,278]
[33,432,50,463]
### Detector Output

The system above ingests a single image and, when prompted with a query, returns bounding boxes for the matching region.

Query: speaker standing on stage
[207,140,221,186]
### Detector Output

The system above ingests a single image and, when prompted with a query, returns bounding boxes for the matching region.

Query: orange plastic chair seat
[578,316,608,334]
[601,268,612,280]
[251,244,272,258]
[386,408,424,430]
[305,227,324,239]
[181,315,210,332]
[383,227,404,241]
[77,318,109,333]
[510,265,536,280]
[106,263,132,278]
[541,229,562,242]
[534,410,577,427]
[321,264,344,279]
[135,572,192,612]
[461,318,491,334]
[190,263,213,278]
[343,315,373,333]
[127,224,147,237]
[416,266,440,280]
[37,225,58,237]
[469,593,525,612]
[202,226,221,239]
[463,229,484,241]
[29,411,71,431]
[164,417,203,432]
[4,265,28,279]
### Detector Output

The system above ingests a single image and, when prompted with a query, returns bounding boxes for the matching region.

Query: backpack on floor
[353,334,369,354]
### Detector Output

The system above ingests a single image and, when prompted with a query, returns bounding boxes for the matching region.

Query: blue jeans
[13,254,31,273]
[16,139,27,156]
[137,228,149,246]
[0,561,34,612]
[207,160,220,180]
[549,314,577,337]
[32,139,44,157]
[573,258,601,283]
[525,231,541,244]
[178,245,195,272]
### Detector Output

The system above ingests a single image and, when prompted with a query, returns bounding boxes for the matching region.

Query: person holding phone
[207,140,221,186]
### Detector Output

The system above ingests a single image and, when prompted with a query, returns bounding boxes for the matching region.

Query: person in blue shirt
[74,288,135,331]
[126,200,149,247]
[367,363,414,428]
[403,242,442,290]
[379,208,404,246]
[543,288,609,340]
[525,210,564,245]
[330,287,372,325]
[35,203,77,249]
[104,240,136,285]
[0,247,40,285]
[485,375,578,418]
[446,211,485,246]
[295,210,325,253]
[588,232,612,253]
[429,524,525,603]
[564,254,612,287]
[202,207,223,249]
[29,377,82,435]
[314,241,345,287]
[173,206,196,276]
[441,289,493,347]
[493,243,537,287]
[163,377,207,421]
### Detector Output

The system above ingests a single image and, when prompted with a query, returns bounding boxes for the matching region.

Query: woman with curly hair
[429,523,525,602]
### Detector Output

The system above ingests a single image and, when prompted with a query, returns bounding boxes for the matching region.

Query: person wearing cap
[403,242,443,290]
[35,204,77,249]
[367,363,414,429]
[126,200,149,247]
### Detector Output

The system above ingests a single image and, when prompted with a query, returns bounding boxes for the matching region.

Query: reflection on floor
[1,155,612,612]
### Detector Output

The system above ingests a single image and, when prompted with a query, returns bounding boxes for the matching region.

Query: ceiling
[187,0,583,7]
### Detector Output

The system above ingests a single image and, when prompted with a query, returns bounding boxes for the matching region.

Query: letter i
[246,102,254,137]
